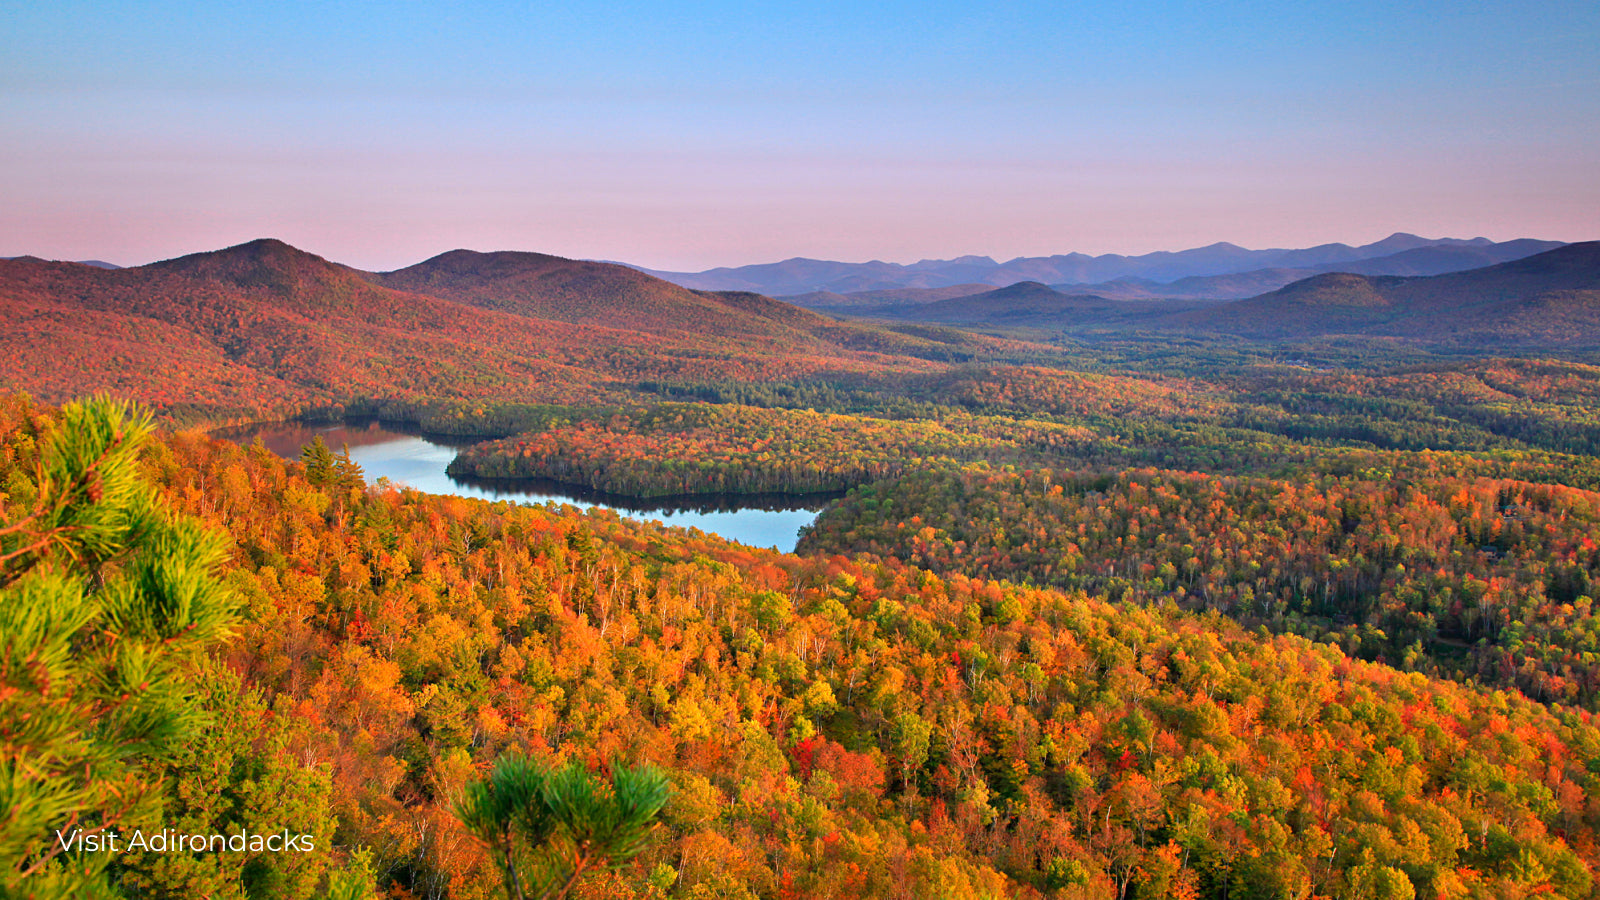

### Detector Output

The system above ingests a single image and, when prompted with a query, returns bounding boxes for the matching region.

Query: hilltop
[1164,241,1600,343]
[369,248,834,342]
[0,239,986,416]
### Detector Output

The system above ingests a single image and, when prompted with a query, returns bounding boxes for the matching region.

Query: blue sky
[2,0,1596,269]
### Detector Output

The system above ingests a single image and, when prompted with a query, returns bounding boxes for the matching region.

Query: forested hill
[836,281,1209,328]
[368,248,836,340]
[0,238,1009,416]
[1164,241,1600,343]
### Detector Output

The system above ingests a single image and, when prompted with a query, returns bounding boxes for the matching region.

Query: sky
[2,0,1597,271]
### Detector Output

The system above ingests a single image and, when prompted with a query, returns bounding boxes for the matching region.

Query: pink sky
[3,1,1595,271]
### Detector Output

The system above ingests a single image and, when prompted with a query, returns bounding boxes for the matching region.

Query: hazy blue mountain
[1326,239,1565,277]
[795,280,1222,329]
[784,243,1600,342]
[0,257,122,269]
[780,284,994,312]
[1158,241,1600,344]
[633,234,1564,296]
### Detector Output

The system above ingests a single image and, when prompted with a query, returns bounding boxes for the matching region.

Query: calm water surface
[217,420,831,553]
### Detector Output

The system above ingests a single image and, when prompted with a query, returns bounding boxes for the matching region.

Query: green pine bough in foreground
[1,397,238,897]
[457,757,671,900]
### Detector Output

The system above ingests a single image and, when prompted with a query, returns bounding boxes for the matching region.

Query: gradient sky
[2,0,1597,271]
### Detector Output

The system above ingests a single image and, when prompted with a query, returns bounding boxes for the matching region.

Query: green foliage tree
[0,397,238,897]
[456,756,671,900]
[300,435,337,485]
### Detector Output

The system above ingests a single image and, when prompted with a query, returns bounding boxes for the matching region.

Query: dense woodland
[8,238,1600,898]
[800,464,1600,707]
[446,405,1091,498]
[9,397,1600,900]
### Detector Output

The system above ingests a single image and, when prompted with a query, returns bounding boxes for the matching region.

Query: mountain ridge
[366,247,837,343]
[777,239,1569,310]
[795,242,1600,343]
[0,238,973,413]
[633,234,1563,295]
[1162,241,1600,342]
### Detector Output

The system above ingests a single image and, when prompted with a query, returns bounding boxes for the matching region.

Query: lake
[215,420,834,552]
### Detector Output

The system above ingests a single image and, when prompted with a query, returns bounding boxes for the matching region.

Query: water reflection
[215,420,833,553]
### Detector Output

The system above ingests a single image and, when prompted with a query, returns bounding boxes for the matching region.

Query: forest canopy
[6,239,1600,897]
[6,390,1600,898]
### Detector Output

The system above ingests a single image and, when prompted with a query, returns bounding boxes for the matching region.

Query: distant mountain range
[1165,241,1600,344]
[835,242,1600,347]
[633,235,1565,300]
[4,236,1597,419]
[1,257,121,269]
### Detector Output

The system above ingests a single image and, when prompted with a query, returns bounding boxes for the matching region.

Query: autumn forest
[6,238,1600,899]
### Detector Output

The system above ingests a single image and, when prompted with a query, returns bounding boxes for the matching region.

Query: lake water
[216,420,834,552]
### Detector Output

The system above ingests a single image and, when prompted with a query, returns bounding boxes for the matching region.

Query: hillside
[1330,238,1566,277]
[1056,268,1321,301]
[0,239,964,416]
[369,249,837,343]
[807,281,1220,329]
[912,282,1134,326]
[780,283,994,312]
[1167,241,1600,343]
[10,397,1600,898]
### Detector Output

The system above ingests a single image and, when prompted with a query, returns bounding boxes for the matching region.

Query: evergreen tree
[300,436,336,486]
[456,757,670,900]
[0,397,238,897]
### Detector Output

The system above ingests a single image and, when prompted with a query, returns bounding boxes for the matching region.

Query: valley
[218,418,833,552]
[6,235,1600,898]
